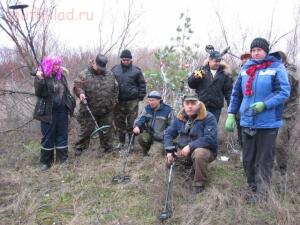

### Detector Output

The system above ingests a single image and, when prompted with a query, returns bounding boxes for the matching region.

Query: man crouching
[164,93,218,194]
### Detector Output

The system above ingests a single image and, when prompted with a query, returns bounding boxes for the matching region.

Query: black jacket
[33,73,76,123]
[188,63,232,109]
[112,64,146,101]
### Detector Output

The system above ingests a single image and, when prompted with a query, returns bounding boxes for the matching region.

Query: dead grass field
[0,116,299,225]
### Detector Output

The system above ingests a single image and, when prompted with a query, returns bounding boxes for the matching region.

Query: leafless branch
[0,118,34,133]
[0,89,35,96]
[215,10,229,47]
[98,0,143,55]
[269,22,300,50]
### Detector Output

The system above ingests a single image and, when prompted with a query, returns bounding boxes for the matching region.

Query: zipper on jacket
[252,70,259,128]
[151,111,156,130]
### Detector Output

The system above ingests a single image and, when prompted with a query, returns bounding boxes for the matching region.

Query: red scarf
[245,61,273,96]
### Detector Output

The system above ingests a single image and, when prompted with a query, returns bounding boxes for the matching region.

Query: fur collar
[177,101,207,121]
[202,60,232,75]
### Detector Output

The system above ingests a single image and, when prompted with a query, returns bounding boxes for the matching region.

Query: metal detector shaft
[158,161,175,221]
[163,163,174,211]
[122,134,135,174]
[227,52,240,59]
[83,100,100,129]
[82,100,110,138]
[111,133,135,184]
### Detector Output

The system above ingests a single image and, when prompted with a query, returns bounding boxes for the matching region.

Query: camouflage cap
[183,93,199,101]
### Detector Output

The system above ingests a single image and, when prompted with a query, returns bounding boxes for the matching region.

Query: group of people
[33,37,298,204]
[34,49,146,170]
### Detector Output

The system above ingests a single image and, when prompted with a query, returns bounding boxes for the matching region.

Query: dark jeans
[206,107,221,123]
[40,110,69,166]
[242,128,278,195]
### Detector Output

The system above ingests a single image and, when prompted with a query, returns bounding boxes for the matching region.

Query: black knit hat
[120,49,132,59]
[250,38,269,53]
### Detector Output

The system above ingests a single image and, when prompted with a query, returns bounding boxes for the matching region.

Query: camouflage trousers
[276,117,296,170]
[75,112,113,151]
[114,99,139,143]
[138,132,164,155]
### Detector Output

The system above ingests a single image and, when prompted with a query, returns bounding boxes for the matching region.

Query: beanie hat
[250,38,269,53]
[147,91,161,99]
[120,49,132,59]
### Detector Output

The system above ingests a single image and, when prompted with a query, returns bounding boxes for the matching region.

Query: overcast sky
[1,0,300,55]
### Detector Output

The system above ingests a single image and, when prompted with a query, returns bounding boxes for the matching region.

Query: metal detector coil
[158,162,175,221]
[90,125,110,138]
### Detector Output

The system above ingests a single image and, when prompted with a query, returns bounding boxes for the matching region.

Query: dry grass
[0,115,299,225]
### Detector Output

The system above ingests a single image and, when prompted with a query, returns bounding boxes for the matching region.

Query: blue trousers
[40,110,69,166]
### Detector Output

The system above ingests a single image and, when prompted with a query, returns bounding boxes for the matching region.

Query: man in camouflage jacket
[73,54,118,156]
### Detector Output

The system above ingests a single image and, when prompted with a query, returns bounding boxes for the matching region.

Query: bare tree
[286,4,300,65]
[0,0,56,132]
[97,0,143,56]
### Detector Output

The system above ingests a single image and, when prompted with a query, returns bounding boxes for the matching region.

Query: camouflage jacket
[283,63,299,119]
[74,67,119,116]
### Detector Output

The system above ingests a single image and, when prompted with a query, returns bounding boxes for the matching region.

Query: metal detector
[8,3,45,74]
[205,44,240,59]
[82,100,110,138]
[111,133,135,184]
[158,162,175,221]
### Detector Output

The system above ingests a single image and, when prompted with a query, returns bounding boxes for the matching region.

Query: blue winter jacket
[134,101,174,141]
[228,55,290,128]
[164,102,218,156]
